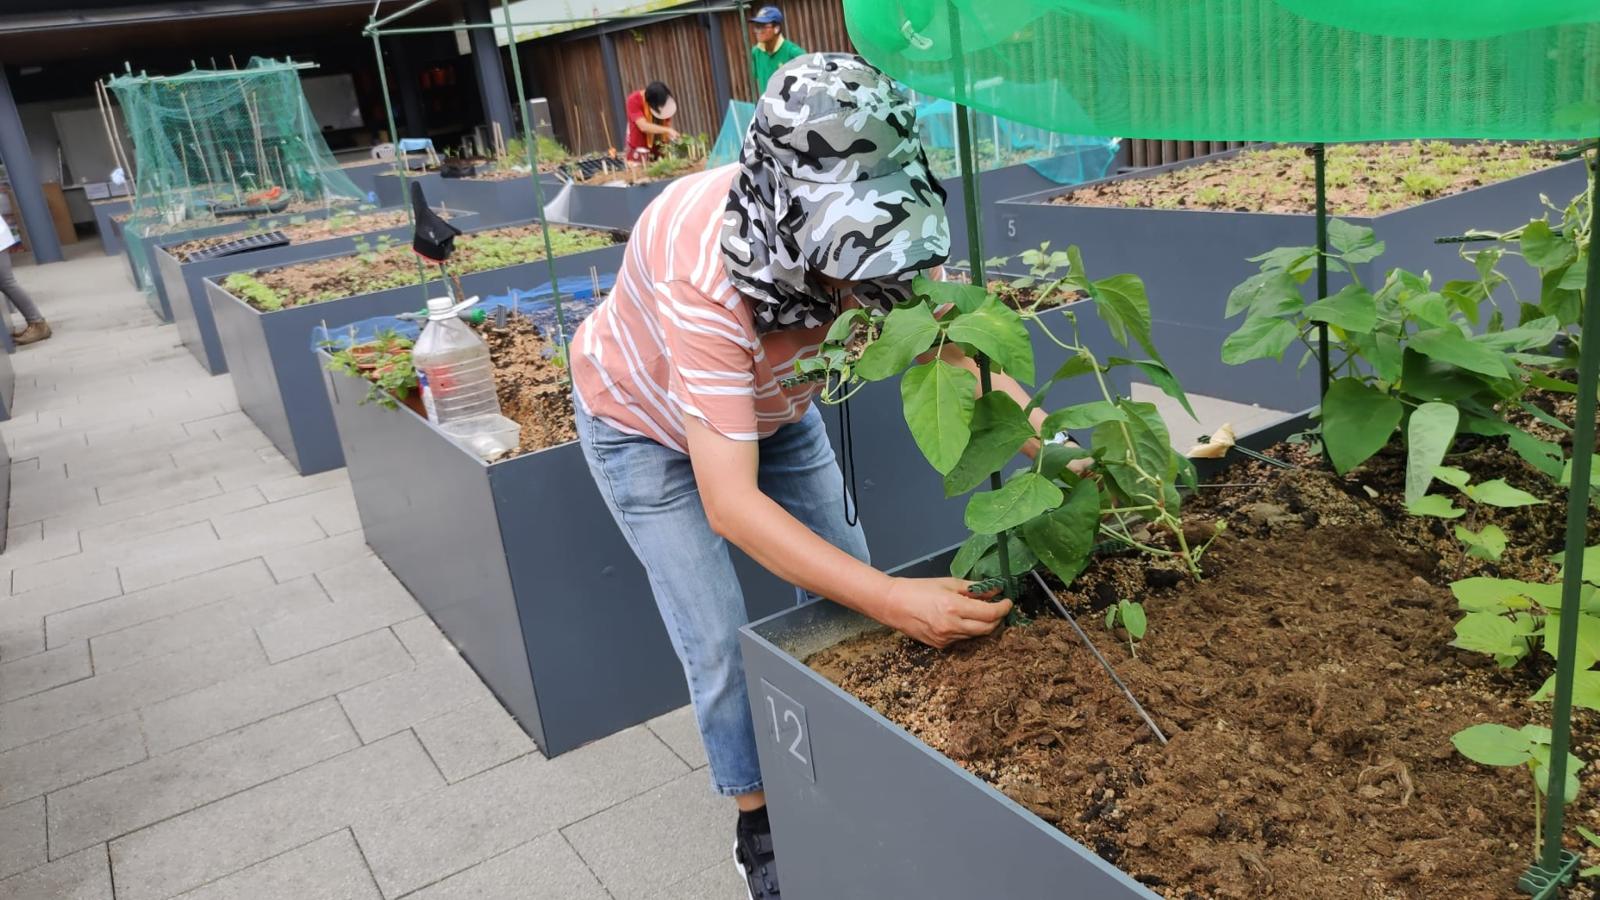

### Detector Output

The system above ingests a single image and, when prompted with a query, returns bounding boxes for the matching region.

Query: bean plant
[1453,722,1582,852]
[794,246,1214,588]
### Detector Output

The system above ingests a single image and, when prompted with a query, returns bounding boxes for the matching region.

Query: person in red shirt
[624,81,678,164]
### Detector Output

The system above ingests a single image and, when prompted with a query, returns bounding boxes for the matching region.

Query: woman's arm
[634,117,679,140]
[684,417,1011,648]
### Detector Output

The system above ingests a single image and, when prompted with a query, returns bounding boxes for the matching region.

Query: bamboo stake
[178,93,215,193]
[102,81,138,198]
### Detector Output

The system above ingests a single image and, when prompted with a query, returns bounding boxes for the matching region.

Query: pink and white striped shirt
[571,165,830,453]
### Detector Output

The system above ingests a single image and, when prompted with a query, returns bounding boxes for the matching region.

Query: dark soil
[810,418,1600,898]
[478,316,575,457]
[1053,142,1568,216]
[166,210,419,261]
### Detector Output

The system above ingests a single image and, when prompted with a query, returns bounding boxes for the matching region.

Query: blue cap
[749,6,783,24]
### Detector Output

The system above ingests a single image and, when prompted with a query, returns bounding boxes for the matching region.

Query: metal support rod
[501,0,571,366]
[1539,141,1600,874]
[1036,572,1168,746]
[1313,143,1330,401]
[365,8,753,37]
[947,1,1009,585]
[368,26,411,226]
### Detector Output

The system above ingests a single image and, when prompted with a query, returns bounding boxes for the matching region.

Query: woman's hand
[881,577,1013,649]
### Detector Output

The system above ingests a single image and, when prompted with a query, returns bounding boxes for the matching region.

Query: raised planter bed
[205,235,626,475]
[153,208,481,376]
[0,345,15,420]
[991,145,1588,411]
[91,198,131,257]
[737,411,1314,900]
[372,170,563,227]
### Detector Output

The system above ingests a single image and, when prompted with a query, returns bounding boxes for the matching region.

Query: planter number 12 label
[759,679,814,783]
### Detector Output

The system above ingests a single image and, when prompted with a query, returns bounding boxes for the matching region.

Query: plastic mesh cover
[911,95,1119,183]
[843,0,1600,141]
[311,273,616,351]
[110,58,366,292]
[708,101,757,169]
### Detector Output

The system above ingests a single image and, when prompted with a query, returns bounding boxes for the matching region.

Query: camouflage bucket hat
[722,53,950,332]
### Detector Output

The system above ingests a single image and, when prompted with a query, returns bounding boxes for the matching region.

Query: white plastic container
[442,413,521,461]
[412,296,501,425]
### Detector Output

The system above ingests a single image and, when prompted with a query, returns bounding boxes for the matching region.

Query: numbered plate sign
[759,679,815,783]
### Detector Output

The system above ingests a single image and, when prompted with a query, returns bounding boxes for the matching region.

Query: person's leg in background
[0,251,49,345]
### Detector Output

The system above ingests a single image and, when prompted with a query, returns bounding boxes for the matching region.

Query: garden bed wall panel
[156,209,482,377]
[323,364,797,754]
[206,242,627,476]
[938,163,1061,267]
[555,179,676,233]
[0,420,10,551]
[741,410,1315,900]
[373,172,564,226]
[992,156,1588,411]
[91,199,130,257]
[0,348,14,422]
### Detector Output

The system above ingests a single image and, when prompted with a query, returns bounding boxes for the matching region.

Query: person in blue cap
[749,6,805,93]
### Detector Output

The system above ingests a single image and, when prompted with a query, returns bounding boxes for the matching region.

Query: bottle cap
[426,297,454,320]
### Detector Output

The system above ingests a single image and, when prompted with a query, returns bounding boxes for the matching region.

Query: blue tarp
[311,273,615,352]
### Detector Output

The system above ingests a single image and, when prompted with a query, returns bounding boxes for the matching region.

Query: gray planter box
[938,162,1064,268]
[373,171,564,227]
[153,209,482,377]
[321,362,797,754]
[340,161,391,199]
[0,346,14,421]
[991,151,1589,411]
[91,199,131,257]
[205,240,626,476]
[821,296,1133,574]
[740,410,1315,900]
[0,418,10,551]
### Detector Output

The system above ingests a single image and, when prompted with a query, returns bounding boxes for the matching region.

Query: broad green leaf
[1021,479,1100,585]
[1507,427,1565,480]
[1530,371,1578,394]
[1305,284,1378,333]
[1108,357,1196,420]
[1400,350,1495,403]
[1221,315,1300,365]
[965,471,1063,534]
[971,534,1039,580]
[1450,611,1535,658]
[943,391,1037,497]
[1560,454,1600,489]
[1400,291,1452,328]
[1042,401,1126,434]
[1348,332,1403,383]
[1455,524,1507,561]
[1521,219,1578,270]
[1091,274,1158,360]
[1327,219,1385,264]
[1542,610,1600,669]
[1247,245,1319,275]
[900,360,977,474]
[1472,316,1559,352]
[946,298,1035,384]
[1451,723,1534,767]
[949,531,996,578]
[1037,443,1093,481]
[1451,577,1539,613]
[1225,270,1301,318]
[1466,479,1544,508]
[1560,255,1588,289]
[1529,749,1585,804]
[1541,265,1583,326]
[1119,600,1148,639]
[1517,399,1574,434]
[855,303,940,381]
[1049,352,1099,382]
[1320,377,1402,474]
[1407,495,1464,519]
[913,275,988,314]
[1408,328,1516,380]
[1404,402,1459,505]
[824,307,868,345]
[1433,465,1473,489]
[1094,400,1180,514]
[1557,544,1600,585]
[1532,670,1600,714]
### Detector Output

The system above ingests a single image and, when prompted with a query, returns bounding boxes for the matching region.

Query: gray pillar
[599,33,626,154]
[0,66,61,264]
[466,0,515,144]
[389,40,427,138]
[704,14,732,121]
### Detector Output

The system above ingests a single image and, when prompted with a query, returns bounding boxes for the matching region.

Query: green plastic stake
[1313,143,1331,404]
[1535,143,1600,886]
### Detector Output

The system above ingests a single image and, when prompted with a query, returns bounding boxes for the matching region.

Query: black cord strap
[839,393,859,527]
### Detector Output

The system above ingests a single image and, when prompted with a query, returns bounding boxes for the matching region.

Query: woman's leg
[575,402,765,797]
[0,253,44,324]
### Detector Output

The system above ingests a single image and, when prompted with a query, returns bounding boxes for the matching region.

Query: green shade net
[843,0,1600,141]
[109,58,365,294]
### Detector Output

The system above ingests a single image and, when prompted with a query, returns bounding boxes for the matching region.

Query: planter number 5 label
[759,679,814,783]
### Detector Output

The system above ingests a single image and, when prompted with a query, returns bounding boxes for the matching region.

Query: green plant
[1104,598,1147,657]
[1222,219,1568,503]
[323,329,418,409]
[222,272,284,311]
[1452,723,1582,851]
[796,244,1214,587]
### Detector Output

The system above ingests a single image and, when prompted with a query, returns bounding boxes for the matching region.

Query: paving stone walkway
[0,249,746,899]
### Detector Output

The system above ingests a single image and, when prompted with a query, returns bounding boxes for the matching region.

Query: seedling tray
[322,360,799,754]
[205,235,626,475]
[990,149,1588,411]
[183,232,290,261]
[739,410,1315,900]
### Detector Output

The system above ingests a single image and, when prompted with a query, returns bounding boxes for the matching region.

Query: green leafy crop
[322,329,418,410]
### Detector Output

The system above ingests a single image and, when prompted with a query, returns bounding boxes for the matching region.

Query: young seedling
[1104,598,1147,657]
[1452,722,1583,851]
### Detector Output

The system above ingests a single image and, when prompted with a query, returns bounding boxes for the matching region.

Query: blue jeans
[576,400,869,796]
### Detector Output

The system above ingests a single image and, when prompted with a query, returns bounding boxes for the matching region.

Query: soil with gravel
[478,316,576,457]
[1052,142,1568,216]
[810,414,1600,898]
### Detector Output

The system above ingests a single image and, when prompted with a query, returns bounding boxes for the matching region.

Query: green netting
[842,0,1600,141]
[708,101,756,169]
[109,58,366,294]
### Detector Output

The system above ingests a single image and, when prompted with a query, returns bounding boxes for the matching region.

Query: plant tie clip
[1187,424,1292,469]
[1517,849,1580,898]
[1032,571,1169,746]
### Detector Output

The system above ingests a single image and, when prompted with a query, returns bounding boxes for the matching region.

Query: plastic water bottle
[412,297,501,425]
